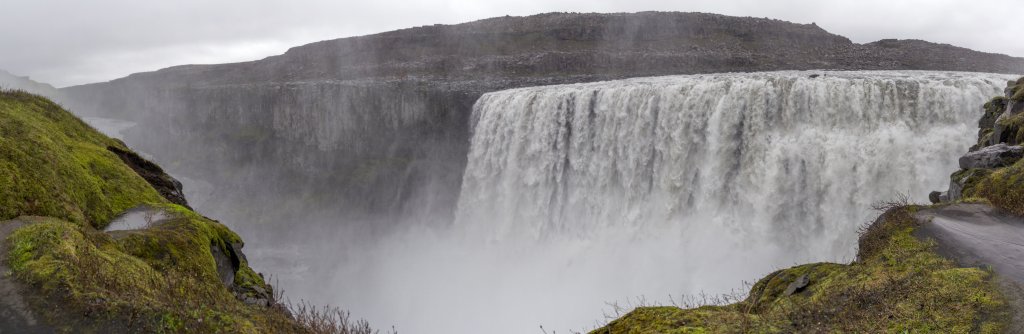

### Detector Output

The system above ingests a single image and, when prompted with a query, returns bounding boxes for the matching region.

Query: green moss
[967,157,1024,215]
[952,168,993,196]
[115,204,268,298]
[6,209,289,333]
[982,96,1006,125]
[592,208,1009,333]
[994,111,1024,145]
[0,91,299,333]
[0,90,165,228]
[984,96,1007,112]
[595,307,722,334]
[1012,79,1024,102]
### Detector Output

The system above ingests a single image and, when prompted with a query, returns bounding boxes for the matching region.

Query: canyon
[3,11,1024,333]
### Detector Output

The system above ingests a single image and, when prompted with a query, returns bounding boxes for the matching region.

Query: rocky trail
[914,203,1024,331]
[915,204,1024,280]
[0,219,49,334]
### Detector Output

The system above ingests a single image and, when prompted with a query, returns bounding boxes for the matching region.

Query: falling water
[386,70,1011,332]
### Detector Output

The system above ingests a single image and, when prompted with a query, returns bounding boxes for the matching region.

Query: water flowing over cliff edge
[236,71,1008,333]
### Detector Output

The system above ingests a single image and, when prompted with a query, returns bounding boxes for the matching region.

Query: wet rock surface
[959,143,1024,169]
[103,206,173,232]
[106,146,190,208]
[783,274,810,296]
[211,239,272,307]
[915,204,1024,282]
[915,204,1024,332]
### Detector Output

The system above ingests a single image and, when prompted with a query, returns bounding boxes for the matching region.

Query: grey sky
[1,0,1021,87]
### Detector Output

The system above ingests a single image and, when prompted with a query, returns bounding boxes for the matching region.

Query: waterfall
[457,71,1010,261]
[299,71,1013,334]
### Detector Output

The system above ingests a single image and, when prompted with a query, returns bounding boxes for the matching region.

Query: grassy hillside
[0,90,165,227]
[0,91,354,333]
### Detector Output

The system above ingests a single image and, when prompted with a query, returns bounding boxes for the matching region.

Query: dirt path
[0,218,51,334]
[914,203,1024,331]
[914,204,1024,281]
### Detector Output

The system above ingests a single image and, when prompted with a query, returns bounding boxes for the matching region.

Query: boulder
[928,191,943,204]
[210,244,237,287]
[979,97,1005,130]
[958,143,1024,169]
[783,274,810,296]
[1010,99,1024,116]
[947,177,965,202]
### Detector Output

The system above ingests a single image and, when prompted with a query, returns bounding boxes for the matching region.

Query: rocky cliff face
[934,78,1024,206]
[58,12,1024,230]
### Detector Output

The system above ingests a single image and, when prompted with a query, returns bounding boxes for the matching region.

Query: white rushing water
[457,71,1011,255]
[419,71,1006,333]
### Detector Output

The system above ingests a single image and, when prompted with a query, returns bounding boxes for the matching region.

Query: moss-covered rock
[956,76,1024,215]
[0,91,302,333]
[7,210,294,333]
[1010,78,1024,102]
[994,111,1024,146]
[981,97,1007,129]
[113,204,273,305]
[591,208,1009,333]
[965,158,1024,216]
[950,168,994,200]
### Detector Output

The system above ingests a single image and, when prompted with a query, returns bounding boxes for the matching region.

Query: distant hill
[65,12,1024,95]
[0,70,60,99]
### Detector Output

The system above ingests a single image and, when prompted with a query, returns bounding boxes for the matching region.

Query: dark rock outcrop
[936,79,1024,203]
[959,143,1024,169]
[210,241,272,306]
[783,274,810,296]
[106,146,190,209]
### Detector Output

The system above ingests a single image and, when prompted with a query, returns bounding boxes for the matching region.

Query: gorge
[3,11,1024,333]
[76,71,1015,333]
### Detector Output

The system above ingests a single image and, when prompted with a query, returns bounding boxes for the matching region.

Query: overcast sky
[2,0,1021,87]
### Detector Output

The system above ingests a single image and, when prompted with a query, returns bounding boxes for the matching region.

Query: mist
[97,71,1002,333]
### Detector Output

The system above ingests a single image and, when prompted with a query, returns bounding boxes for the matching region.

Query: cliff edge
[0,91,306,333]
